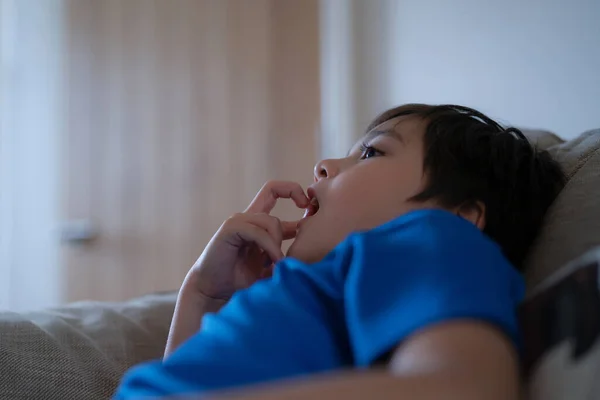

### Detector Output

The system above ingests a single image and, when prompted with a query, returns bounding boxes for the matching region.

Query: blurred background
[1,0,599,311]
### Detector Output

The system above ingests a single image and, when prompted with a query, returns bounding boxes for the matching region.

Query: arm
[164,275,227,358]
[212,321,520,400]
[163,181,308,358]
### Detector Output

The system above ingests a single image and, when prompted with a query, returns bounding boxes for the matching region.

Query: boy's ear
[456,201,486,230]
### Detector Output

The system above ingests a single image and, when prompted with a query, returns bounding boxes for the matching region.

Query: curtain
[0,0,63,311]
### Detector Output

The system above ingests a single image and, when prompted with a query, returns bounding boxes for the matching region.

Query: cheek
[323,176,390,226]
[334,165,425,222]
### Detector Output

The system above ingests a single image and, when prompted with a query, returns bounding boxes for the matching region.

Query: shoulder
[347,209,513,273]
[341,209,525,366]
[360,208,498,251]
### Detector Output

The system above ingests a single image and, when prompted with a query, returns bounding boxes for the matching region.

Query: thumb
[281,220,300,240]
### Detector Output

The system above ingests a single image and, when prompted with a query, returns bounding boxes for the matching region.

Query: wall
[320,0,397,157]
[387,0,600,139]
[321,0,600,150]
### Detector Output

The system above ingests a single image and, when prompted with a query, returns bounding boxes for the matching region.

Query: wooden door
[61,0,320,302]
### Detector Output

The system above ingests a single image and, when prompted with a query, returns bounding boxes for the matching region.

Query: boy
[115,104,565,399]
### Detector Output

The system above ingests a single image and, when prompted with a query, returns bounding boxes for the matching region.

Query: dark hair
[367,104,566,271]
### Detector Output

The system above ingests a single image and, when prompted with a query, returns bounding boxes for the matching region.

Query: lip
[297,185,320,230]
[298,203,317,230]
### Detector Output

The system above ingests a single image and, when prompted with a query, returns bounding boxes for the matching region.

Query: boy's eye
[359,145,383,160]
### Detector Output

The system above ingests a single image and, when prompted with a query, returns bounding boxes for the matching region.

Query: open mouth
[303,196,320,219]
[297,188,320,231]
[301,187,320,222]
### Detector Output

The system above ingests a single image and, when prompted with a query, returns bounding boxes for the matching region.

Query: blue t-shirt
[114,209,525,398]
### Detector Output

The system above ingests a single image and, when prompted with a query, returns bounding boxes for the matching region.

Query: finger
[260,264,274,279]
[281,220,300,240]
[259,250,274,269]
[243,213,284,248]
[245,181,309,214]
[246,245,268,277]
[222,213,284,261]
[231,224,284,263]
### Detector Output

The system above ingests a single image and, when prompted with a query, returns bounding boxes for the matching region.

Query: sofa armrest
[0,292,176,399]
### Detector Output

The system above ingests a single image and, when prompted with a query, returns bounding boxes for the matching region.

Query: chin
[286,237,324,264]
[285,239,307,261]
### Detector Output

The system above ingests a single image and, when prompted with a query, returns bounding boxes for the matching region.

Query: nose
[313,159,339,182]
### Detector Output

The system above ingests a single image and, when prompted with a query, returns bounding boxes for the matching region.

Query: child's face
[287,115,438,263]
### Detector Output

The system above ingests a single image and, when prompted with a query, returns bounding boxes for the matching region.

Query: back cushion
[520,247,600,400]
[524,129,600,288]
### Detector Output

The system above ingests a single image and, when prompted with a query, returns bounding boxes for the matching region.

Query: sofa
[0,128,599,399]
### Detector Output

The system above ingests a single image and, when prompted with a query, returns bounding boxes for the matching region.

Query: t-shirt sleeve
[343,211,525,367]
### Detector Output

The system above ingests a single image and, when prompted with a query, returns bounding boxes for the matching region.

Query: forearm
[164,278,227,358]
[211,368,518,400]
[213,322,521,400]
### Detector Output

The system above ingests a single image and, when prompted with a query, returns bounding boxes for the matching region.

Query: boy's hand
[186,181,309,300]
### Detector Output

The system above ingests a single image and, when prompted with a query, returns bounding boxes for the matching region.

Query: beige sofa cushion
[521,128,565,149]
[519,129,600,400]
[0,292,175,399]
[521,247,600,400]
[524,129,600,287]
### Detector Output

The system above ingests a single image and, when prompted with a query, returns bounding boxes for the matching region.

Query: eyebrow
[347,129,405,156]
[365,129,405,144]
